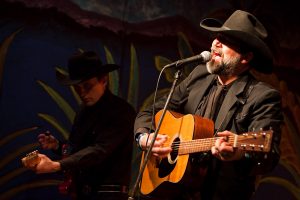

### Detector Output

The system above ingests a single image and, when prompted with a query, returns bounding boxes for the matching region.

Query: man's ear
[241,52,253,64]
[99,74,108,87]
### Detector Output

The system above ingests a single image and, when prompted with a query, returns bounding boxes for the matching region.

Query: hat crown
[56,50,119,85]
[223,10,267,40]
[68,51,102,80]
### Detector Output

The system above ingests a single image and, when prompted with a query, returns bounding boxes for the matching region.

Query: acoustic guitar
[140,110,273,195]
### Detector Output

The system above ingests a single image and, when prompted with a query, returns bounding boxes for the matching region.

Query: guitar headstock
[21,150,40,167]
[235,130,273,152]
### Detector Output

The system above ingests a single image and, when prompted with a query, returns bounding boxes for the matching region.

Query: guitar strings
[163,136,262,152]
[164,136,261,147]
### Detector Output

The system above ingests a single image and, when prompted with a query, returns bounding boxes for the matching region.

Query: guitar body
[140,110,214,195]
[58,172,75,195]
[58,144,77,199]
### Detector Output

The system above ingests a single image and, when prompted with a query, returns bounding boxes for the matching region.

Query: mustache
[211,48,223,57]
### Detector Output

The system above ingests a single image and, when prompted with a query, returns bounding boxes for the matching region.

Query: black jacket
[134,65,282,199]
[59,90,136,190]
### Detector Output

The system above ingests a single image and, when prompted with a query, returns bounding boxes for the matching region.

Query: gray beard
[206,56,241,76]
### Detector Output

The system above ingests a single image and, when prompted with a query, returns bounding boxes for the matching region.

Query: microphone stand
[128,68,183,200]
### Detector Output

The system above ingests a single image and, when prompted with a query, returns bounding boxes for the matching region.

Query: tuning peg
[259,145,264,151]
[241,144,247,149]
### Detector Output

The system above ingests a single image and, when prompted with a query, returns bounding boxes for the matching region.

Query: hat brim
[56,64,120,85]
[200,18,273,74]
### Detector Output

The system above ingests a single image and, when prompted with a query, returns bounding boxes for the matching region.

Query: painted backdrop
[0,0,299,199]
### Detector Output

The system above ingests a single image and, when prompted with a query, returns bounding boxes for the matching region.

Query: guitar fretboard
[177,136,235,155]
[167,133,271,155]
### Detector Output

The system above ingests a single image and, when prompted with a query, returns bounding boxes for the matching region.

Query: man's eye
[83,84,92,91]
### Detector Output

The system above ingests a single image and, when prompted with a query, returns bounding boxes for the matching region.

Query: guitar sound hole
[158,137,180,178]
[170,137,180,161]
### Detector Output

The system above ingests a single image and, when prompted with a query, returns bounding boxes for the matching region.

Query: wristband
[136,132,148,150]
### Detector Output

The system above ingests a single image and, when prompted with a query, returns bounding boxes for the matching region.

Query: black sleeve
[241,86,283,175]
[59,102,136,171]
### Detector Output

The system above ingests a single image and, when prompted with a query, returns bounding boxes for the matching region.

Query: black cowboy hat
[200,10,273,74]
[56,51,120,85]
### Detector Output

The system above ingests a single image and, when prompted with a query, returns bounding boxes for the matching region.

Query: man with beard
[134,10,282,200]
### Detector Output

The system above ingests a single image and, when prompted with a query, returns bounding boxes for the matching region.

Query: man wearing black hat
[134,10,282,200]
[24,51,136,200]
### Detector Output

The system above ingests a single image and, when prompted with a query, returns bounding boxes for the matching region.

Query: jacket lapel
[190,74,216,114]
[214,75,250,132]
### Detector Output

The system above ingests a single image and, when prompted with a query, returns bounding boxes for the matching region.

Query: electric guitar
[140,110,273,195]
[21,146,76,199]
[21,150,40,167]
[58,143,76,198]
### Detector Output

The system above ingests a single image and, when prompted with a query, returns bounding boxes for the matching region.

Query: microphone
[165,51,211,68]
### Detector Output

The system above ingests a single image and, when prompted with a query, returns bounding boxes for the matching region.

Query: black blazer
[134,64,282,199]
[60,90,136,188]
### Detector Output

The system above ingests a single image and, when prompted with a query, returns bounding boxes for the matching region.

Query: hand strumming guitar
[139,133,172,158]
[38,131,59,150]
[22,131,62,173]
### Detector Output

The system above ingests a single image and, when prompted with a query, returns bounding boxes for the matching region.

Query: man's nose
[212,38,222,48]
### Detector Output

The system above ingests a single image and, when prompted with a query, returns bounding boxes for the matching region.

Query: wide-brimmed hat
[200,10,273,74]
[56,51,120,85]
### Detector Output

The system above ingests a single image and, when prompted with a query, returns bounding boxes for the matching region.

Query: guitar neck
[178,137,221,155]
[176,130,271,155]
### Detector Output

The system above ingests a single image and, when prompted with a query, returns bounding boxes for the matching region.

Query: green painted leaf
[55,67,82,105]
[154,56,175,83]
[127,44,139,109]
[69,86,82,105]
[37,80,76,123]
[0,28,22,95]
[279,160,300,186]
[0,143,39,170]
[0,126,38,147]
[0,179,62,200]
[0,168,27,187]
[37,113,70,139]
[177,32,196,77]
[104,46,120,96]
[258,177,300,200]
[177,32,194,59]
[283,113,300,156]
